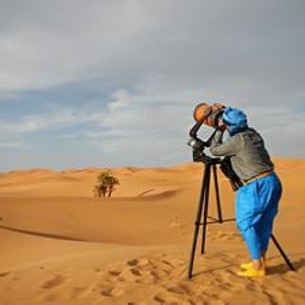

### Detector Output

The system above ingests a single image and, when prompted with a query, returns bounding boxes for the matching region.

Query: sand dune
[0,159,305,305]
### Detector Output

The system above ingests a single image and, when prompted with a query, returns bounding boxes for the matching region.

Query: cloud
[0,109,78,134]
[0,0,304,101]
[0,139,27,149]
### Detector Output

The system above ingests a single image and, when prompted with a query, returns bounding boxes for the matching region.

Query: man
[210,106,282,277]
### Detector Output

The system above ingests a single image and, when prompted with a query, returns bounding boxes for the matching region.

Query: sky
[0,0,304,171]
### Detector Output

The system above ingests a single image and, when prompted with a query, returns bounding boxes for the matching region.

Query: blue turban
[222,107,248,135]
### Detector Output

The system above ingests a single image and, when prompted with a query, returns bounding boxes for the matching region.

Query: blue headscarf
[222,107,248,136]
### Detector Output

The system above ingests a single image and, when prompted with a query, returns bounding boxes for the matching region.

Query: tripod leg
[188,164,210,279]
[201,165,211,255]
[212,164,223,223]
[271,234,295,271]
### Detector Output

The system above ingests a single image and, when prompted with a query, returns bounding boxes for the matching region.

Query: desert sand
[0,159,305,305]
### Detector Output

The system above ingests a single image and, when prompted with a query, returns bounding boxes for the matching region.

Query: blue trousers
[236,173,282,260]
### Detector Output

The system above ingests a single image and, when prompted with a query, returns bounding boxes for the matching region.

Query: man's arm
[210,130,244,156]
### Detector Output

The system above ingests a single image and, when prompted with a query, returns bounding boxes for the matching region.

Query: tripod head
[188,114,222,164]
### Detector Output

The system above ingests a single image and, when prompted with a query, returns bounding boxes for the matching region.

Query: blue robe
[236,173,282,259]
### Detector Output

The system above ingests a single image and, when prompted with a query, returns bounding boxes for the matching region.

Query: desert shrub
[94,171,120,197]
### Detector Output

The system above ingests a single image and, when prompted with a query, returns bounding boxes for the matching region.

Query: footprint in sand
[41,274,65,289]
[127,259,139,267]
[70,286,91,299]
[101,284,125,297]
[166,284,192,295]
[95,253,189,299]
[214,230,242,241]
[154,290,194,305]
[130,268,142,276]
[166,282,207,300]
[106,267,131,283]
[106,261,149,283]
[154,290,179,304]
[108,270,121,277]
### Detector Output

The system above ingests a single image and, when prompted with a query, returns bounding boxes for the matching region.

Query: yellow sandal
[237,267,266,277]
[240,261,253,269]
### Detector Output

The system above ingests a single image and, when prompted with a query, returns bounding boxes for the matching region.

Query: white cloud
[0,109,79,134]
[0,0,304,101]
[1,87,304,161]
[0,140,27,149]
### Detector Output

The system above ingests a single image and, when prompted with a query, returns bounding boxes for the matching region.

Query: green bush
[94,171,120,198]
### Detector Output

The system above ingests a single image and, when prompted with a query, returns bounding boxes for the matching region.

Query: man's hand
[217,118,227,131]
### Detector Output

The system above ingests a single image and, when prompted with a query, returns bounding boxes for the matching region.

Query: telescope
[188,103,242,190]
[188,102,226,164]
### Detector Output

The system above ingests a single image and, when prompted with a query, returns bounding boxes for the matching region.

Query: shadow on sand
[0,225,86,242]
[268,257,305,275]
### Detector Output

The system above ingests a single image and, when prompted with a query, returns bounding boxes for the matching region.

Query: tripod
[188,157,295,279]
